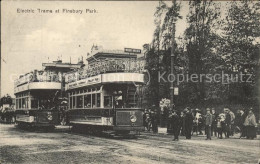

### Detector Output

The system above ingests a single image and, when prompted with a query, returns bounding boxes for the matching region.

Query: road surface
[0,124,259,164]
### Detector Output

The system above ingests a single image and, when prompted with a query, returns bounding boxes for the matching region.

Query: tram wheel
[46,125,55,131]
[27,124,36,131]
[16,122,26,129]
[115,130,130,135]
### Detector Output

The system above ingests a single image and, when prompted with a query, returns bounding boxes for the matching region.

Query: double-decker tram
[14,60,83,129]
[65,47,145,135]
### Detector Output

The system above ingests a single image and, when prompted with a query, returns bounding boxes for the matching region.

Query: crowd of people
[143,107,258,141]
[0,107,15,124]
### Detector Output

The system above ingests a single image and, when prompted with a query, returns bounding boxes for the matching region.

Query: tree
[144,47,160,108]
[221,0,260,104]
[184,0,221,104]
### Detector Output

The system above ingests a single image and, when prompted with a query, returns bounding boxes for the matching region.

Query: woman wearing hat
[244,108,257,139]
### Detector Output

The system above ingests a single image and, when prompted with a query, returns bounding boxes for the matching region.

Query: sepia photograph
[1,0,259,163]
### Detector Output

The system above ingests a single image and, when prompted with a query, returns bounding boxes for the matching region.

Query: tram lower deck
[15,109,59,128]
[14,89,62,128]
[65,72,145,134]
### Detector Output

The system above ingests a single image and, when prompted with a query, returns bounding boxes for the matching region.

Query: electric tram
[14,60,83,129]
[65,46,146,134]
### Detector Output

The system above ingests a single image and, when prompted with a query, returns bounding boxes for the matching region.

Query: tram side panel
[68,108,114,128]
[67,108,144,132]
[15,109,59,127]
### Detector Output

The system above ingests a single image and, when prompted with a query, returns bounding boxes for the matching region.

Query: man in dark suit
[239,109,247,138]
[184,107,193,139]
[224,108,231,138]
[172,110,180,141]
[205,109,213,140]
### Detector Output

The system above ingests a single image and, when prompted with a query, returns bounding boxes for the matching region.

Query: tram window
[22,98,25,108]
[39,99,47,109]
[74,96,77,108]
[76,96,83,108]
[84,94,91,108]
[31,99,38,109]
[104,96,112,108]
[19,99,21,109]
[97,93,100,107]
[16,99,18,109]
[70,97,72,109]
[92,94,96,108]
[25,98,28,108]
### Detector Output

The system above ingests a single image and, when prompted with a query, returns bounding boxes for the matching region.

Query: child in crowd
[217,117,223,139]
[219,113,227,138]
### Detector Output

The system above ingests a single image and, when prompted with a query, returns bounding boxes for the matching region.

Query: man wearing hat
[224,108,231,138]
[184,107,193,139]
[151,106,158,133]
[205,108,213,140]
[172,110,180,141]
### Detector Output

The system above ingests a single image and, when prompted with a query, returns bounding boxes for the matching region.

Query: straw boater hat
[219,113,225,118]
[224,108,230,112]
[184,107,190,113]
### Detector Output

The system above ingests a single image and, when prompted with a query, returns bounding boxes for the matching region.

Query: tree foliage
[144,0,259,109]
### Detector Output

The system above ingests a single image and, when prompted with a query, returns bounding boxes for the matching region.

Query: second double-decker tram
[14,60,83,129]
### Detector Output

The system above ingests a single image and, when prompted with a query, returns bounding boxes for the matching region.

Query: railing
[15,71,62,87]
[65,59,145,83]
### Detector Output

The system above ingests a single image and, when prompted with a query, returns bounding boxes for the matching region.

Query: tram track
[59,130,231,163]
[61,129,259,163]
[1,124,259,163]
[15,125,259,157]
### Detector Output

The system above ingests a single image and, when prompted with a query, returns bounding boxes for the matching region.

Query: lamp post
[170,22,176,111]
[170,0,177,111]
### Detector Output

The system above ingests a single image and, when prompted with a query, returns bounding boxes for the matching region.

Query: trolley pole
[170,0,176,110]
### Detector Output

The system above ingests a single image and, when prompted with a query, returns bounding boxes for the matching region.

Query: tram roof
[42,60,83,69]
[87,50,137,59]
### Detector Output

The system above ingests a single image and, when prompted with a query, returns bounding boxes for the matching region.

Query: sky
[1,1,190,97]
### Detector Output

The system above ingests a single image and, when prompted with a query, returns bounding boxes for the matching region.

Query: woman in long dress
[244,109,257,139]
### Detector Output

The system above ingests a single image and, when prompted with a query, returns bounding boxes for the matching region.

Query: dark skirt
[246,126,256,139]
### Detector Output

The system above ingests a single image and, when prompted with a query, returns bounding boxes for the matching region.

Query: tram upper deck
[65,59,145,88]
[14,60,83,110]
[14,60,83,94]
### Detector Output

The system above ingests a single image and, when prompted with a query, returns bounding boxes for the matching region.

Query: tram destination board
[124,48,141,54]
